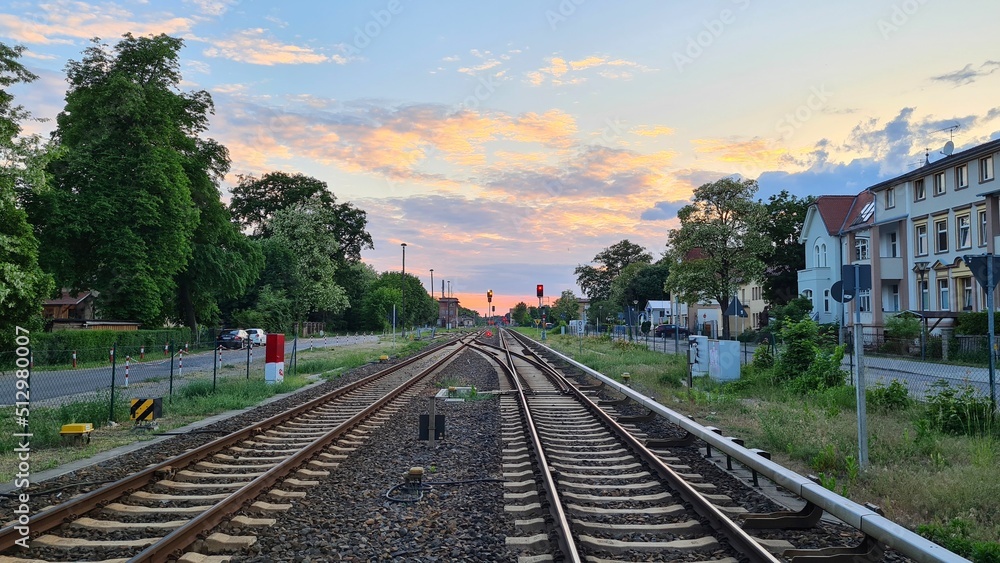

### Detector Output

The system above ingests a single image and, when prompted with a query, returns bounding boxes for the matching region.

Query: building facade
[799,138,1000,330]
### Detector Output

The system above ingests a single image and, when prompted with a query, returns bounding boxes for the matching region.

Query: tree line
[560,179,811,340]
[0,35,437,345]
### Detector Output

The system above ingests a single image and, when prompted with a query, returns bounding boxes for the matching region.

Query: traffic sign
[831,280,854,303]
[964,254,1000,291]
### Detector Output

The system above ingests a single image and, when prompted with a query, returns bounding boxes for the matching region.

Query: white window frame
[855,237,869,261]
[919,280,929,310]
[859,290,871,312]
[957,214,971,250]
[885,187,895,209]
[980,209,989,246]
[962,277,974,310]
[888,232,898,258]
[938,278,950,311]
[915,178,926,200]
[982,156,995,182]
[934,172,946,195]
[890,284,900,312]
[824,289,830,313]
[935,219,948,253]
[958,164,969,189]
[916,224,928,256]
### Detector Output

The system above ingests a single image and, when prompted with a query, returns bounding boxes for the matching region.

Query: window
[859,290,871,313]
[821,243,827,267]
[824,289,830,312]
[957,215,971,249]
[981,156,995,182]
[890,284,900,312]
[855,237,869,260]
[919,280,929,310]
[962,277,974,310]
[888,232,898,257]
[916,224,928,256]
[938,278,950,311]
[934,172,945,195]
[885,187,895,208]
[980,209,989,246]
[915,179,926,200]
[935,219,948,252]
[958,164,969,189]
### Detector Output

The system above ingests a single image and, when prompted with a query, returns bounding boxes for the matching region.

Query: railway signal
[536,284,543,298]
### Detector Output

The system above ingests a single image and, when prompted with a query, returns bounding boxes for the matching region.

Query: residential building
[799,138,1000,330]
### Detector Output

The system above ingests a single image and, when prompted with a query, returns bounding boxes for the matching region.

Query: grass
[0,334,437,483]
[525,331,1000,554]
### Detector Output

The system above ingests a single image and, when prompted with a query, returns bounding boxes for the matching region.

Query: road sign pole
[849,264,869,470]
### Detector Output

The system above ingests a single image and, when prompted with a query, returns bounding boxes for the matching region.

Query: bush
[750,344,775,371]
[22,329,194,367]
[777,318,818,380]
[788,345,847,393]
[956,311,1000,335]
[867,379,912,411]
[918,518,1000,562]
[922,380,995,435]
[885,312,922,339]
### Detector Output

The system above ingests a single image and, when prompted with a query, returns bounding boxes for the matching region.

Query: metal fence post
[168,340,174,402]
[108,342,117,425]
[246,343,251,380]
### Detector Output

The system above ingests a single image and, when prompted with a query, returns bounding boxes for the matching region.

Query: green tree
[574,239,652,302]
[174,139,263,332]
[551,290,580,324]
[760,191,813,305]
[512,301,530,326]
[360,286,401,331]
[0,42,53,340]
[37,34,214,325]
[665,177,769,340]
[361,272,436,330]
[229,171,373,260]
[609,260,670,309]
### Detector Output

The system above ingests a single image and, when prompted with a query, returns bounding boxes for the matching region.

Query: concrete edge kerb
[536,339,971,563]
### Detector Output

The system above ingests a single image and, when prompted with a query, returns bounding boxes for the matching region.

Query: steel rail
[130,338,472,562]
[504,329,781,563]
[488,332,582,562]
[517,331,970,563]
[0,335,462,553]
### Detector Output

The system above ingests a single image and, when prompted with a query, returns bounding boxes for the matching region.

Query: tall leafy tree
[609,260,671,309]
[229,171,373,261]
[38,34,214,325]
[511,301,529,326]
[0,42,53,340]
[574,239,652,302]
[360,272,435,330]
[664,177,769,340]
[760,190,813,305]
[550,290,580,324]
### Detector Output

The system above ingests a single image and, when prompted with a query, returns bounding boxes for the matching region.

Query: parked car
[654,324,690,338]
[246,328,266,346]
[217,329,249,349]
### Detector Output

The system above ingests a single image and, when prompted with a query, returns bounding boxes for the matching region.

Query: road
[0,335,378,406]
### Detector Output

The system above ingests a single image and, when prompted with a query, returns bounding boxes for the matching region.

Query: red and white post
[125,356,130,388]
[217,346,223,370]
[72,350,77,369]
[265,333,285,385]
[178,350,183,377]
[164,342,169,356]
[140,346,145,360]
[109,348,114,364]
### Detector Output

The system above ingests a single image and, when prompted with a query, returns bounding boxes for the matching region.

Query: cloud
[0,1,195,45]
[931,61,1000,86]
[184,0,238,17]
[203,28,334,65]
[640,200,689,221]
[631,125,675,137]
[526,54,654,86]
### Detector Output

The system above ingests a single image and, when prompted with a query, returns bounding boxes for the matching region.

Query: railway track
[473,328,890,563]
[0,334,475,563]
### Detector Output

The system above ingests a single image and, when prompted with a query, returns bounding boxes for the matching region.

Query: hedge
[955,311,1000,335]
[23,329,194,366]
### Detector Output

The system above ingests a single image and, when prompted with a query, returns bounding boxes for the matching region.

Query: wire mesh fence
[846,329,1000,405]
[0,342,271,421]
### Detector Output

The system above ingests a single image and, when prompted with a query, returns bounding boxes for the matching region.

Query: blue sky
[4,0,1000,312]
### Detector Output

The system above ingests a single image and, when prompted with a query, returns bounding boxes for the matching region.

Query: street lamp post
[400,243,407,335]
[913,261,929,361]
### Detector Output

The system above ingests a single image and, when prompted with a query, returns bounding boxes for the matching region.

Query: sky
[4,0,1000,315]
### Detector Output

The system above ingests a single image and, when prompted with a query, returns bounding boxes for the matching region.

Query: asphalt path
[0,335,378,406]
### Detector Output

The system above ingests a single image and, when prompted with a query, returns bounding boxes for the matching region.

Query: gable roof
[813,195,856,236]
[841,190,875,234]
[44,290,95,306]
